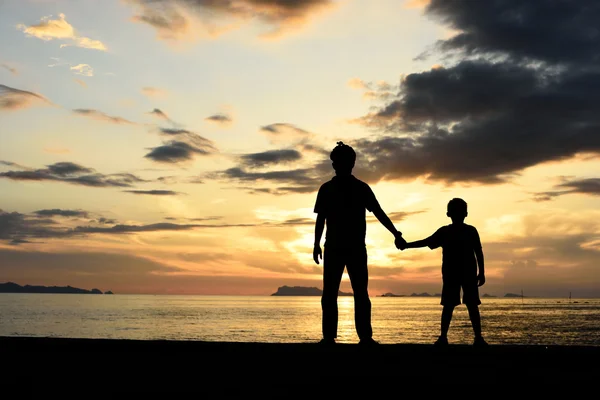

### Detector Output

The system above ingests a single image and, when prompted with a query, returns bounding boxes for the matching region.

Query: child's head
[330,141,356,175]
[446,198,468,222]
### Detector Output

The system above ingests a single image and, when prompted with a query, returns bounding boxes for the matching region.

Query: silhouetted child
[398,198,488,347]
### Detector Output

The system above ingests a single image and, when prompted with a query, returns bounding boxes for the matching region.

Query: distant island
[271,286,352,296]
[0,282,113,295]
[504,292,527,298]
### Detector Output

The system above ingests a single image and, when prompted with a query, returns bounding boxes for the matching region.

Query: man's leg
[346,246,372,341]
[321,247,345,340]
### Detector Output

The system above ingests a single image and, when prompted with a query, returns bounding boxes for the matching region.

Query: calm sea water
[1,294,599,346]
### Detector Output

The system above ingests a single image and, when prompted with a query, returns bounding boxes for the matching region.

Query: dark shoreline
[3,336,600,387]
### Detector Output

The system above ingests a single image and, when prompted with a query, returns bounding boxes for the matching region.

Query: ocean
[1,294,599,346]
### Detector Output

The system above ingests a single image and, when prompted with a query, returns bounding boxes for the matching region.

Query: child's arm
[313,213,326,264]
[403,239,431,249]
[475,247,485,286]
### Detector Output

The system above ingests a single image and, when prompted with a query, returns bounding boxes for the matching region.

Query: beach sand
[3,337,598,389]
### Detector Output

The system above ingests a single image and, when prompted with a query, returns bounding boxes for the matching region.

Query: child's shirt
[424,223,482,278]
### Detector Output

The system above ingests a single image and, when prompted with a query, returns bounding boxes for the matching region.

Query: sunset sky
[2,0,600,297]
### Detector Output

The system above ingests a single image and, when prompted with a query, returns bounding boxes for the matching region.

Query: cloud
[214,167,322,194]
[348,77,398,100]
[260,123,310,138]
[0,208,256,244]
[0,161,147,188]
[33,209,89,218]
[70,64,93,77]
[148,108,170,121]
[347,0,600,185]
[240,149,302,168]
[144,141,214,163]
[145,128,217,164]
[73,109,135,124]
[126,0,335,41]
[17,14,107,51]
[0,84,51,111]
[123,190,182,196]
[17,13,107,51]
[205,113,233,126]
[141,87,168,97]
[534,178,600,201]
[74,78,87,87]
[1,64,18,75]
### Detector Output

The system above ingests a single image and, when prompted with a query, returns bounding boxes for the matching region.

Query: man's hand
[313,244,322,264]
[394,232,407,250]
[477,274,486,287]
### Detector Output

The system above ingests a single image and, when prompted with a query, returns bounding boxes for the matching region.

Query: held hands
[313,244,322,264]
[477,274,486,287]
[394,232,407,250]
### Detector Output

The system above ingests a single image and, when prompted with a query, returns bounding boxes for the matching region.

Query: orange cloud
[17,13,107,51]
[126,0,336,41]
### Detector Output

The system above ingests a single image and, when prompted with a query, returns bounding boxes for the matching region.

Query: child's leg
[440,305,454,338]
[466,303,482,338]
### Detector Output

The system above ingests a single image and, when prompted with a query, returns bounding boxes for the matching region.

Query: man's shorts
[440,276,481,307]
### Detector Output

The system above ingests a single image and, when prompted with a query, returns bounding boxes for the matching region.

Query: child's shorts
[440,276,481,307]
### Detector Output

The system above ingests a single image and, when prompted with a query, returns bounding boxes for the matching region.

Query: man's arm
[313,213,326,264]
[474,228,485,286]
[372,206,403,239]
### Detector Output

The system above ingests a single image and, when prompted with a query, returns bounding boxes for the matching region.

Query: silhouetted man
[313,141,405,345]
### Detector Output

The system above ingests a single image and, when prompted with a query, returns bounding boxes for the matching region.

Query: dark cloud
[34,209,89,218]
[123,190,182,196]
[533,178,600,201]
[145,128,217,163]
[0,161,147,188]
[148,108,171,122]
[216,167,322,194]
[73,109,135,124]
[349,0,600,185]
[0,210,70,243]
[145,140,213,163]
[260,123,310,137]
[240,149,302,168]
[205,114,232,125]
[0,84,49,111]
[424,0,600,67]
[0,208,257,244]
[128,0,334,40]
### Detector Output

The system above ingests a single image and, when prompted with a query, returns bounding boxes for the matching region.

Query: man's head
[330,141,355,175]
[447,198,468,222]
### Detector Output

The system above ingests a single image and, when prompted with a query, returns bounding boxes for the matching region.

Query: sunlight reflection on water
[0,294,599,346]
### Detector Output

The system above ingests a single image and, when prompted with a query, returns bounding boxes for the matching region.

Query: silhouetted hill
[0,282,109,294]
[410,292,441,297]
[271,286,352,296]
[482,293,498,298]
[505,293,526,298]
[379,292,406,297]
